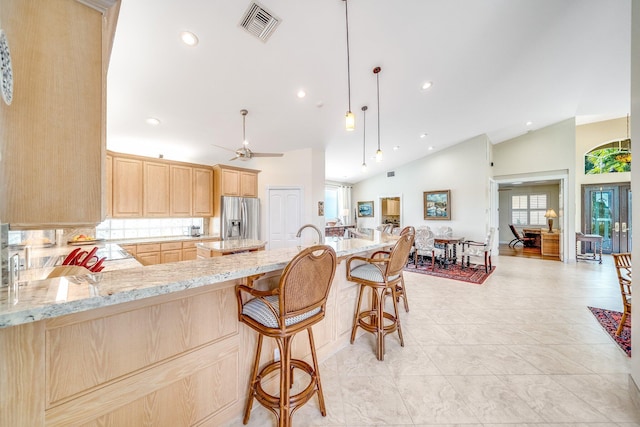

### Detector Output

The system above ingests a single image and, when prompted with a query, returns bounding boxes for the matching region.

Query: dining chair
[612,253,632,337]
[460,227,495,273]
[413,226,437,270]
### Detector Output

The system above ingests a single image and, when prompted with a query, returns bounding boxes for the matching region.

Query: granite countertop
[110,235,220,245]
[197,239,266,252]
[0,231,397,328]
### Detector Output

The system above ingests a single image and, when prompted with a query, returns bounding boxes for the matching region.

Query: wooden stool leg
[307,328,327,416]
[399,276,409,312]
[278,336,293,427]
[243,333,263,424]
[390,286,404,347]
[376,287,385,361]
[350,284,366,344]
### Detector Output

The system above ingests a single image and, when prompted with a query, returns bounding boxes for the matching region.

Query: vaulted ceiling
[106,0,631,183]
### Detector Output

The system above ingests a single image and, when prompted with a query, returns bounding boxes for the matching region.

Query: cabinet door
[106,154,113,218]
[240,171,258,197]
[170,165,192,217]
[137,252,161,266]
[112,157,143,217]
[193,167,213,217]
[220,169,240,196]
[143,161,170,217]
[182,247,197,261]
[161,249,182,264]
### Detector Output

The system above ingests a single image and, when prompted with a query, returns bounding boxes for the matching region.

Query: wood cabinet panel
[161,250,182,264]
[137,252,161,266]
[541,232,560,257]
[170,165,192,217]
[240,171,258,197]
[193,167,213,217]
[0,0,109,228]
[182,247,197,261]
[105,154,113,218]
[45,287,239,405]
[143,161,170,217]
[220,169,240,196]
[112,157,143,217]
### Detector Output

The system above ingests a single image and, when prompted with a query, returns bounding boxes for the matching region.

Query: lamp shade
[544,209,557,219]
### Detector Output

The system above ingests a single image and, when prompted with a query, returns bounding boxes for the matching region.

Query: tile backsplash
[96,218,205,240]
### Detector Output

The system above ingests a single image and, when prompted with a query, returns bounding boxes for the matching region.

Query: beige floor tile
[340,375,413,425]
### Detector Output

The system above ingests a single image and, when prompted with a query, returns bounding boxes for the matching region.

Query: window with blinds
[511,194,548,226]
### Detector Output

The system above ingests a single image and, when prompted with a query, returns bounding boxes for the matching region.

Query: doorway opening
[581,183,632,254]
[379,195,401,228]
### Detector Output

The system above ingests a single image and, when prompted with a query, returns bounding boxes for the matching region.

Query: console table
[576,232,603,264]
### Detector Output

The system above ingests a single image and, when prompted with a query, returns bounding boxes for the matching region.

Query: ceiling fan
[213,109,284,161]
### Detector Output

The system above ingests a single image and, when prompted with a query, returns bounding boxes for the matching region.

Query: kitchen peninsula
[0,231,397,426]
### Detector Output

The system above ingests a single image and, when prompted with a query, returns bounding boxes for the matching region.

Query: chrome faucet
[295,224,324,244]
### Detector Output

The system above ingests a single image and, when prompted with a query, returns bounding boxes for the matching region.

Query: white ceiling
[106,0,631,184]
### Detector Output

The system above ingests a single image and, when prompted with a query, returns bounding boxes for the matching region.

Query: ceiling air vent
[239,2,281,42]
[387,171,395,178]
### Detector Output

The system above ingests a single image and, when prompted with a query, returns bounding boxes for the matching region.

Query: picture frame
[357,201,374,217]
[318,201,324,216]
[423,190,451,220]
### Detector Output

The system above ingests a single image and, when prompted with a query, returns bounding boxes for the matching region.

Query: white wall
[493,118,577,261]
[254,148,325,240]
[629,0,639,387]
[353,134,492,243]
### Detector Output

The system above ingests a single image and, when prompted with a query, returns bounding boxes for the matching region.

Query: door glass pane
[591,190,613,252]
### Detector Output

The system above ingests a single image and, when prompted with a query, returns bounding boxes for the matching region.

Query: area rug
[403,261,494,285]
[588,306,631,357]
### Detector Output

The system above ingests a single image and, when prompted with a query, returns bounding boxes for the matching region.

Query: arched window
[584,138,631,174]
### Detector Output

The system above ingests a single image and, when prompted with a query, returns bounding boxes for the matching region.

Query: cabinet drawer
[182,241,197,249]
[137,243,161,253]
[120,245,137,256]
[161,242,182,251]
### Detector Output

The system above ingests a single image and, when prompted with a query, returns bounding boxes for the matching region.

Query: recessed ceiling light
[421,81,433,90]
[146,117,161,126]
[393,145,399,151]
[180,31,199,46]
[526,121,533,126]
[420,133,428,138]
[297,90,306,98]
[428,146,434,151]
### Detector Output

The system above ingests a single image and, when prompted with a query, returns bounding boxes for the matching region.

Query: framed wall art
[357,201,374,217]
[423,190,451,220]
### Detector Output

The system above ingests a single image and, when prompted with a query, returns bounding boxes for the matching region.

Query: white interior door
[267,187,302,249]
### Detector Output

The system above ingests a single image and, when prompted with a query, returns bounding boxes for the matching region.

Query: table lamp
[544,209,557,233]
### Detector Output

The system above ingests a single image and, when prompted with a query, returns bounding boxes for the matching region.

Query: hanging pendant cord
[376,71,381,151]
[345,0,352,112]
[362,106,367,164]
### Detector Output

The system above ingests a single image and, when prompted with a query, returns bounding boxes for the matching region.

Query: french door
[582,183,632,254]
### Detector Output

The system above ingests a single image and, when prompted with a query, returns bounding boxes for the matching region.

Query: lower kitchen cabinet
[136,243,161,266]
[160,242,182,263]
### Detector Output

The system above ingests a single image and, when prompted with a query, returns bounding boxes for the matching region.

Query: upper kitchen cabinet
[192,167,213,217]
[212,165,260,198]
[143,161,170,217]
[112,156,143,217]
[170,165,193,217]
[0,0,120,229]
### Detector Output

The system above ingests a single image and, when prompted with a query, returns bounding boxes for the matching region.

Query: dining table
[433,236,465,269]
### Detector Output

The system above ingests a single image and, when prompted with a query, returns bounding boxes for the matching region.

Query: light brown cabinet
[108,151,214,218]
[112,157,144,217]
[213,165,259,198]
[0,0,118,229]
[160,242,182,263]
[106,154,113,218]
[170,165,193,217]
[193,167,214,217]
[143,161,170,217]
[136,243,161,266]
[541,232,560,258]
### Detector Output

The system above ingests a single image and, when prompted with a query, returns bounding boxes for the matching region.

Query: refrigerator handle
[241,199,247,239]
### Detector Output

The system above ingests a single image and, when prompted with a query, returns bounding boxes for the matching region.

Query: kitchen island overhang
[0,231,399,427]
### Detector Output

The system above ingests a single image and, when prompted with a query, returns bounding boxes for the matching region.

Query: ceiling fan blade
[228,155,240,161]
[249,152,284,158]
[211,143,236,153]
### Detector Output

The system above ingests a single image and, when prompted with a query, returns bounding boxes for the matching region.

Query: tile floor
[225,255,640,426]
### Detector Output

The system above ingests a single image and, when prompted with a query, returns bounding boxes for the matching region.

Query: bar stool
[346,233,415,360]
[236,245,337,427]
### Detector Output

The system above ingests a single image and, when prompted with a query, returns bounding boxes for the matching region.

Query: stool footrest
[255,359,319,415]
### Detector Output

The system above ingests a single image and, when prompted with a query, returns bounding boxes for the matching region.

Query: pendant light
[361,106,368,171]
[374,66,383,162]
[343,0,355,131]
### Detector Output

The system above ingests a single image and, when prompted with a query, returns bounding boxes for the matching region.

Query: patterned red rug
[588,306,631,357]
[403,261,494,284]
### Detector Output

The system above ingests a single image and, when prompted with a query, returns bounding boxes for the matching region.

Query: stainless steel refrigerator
[220,196,260,240]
